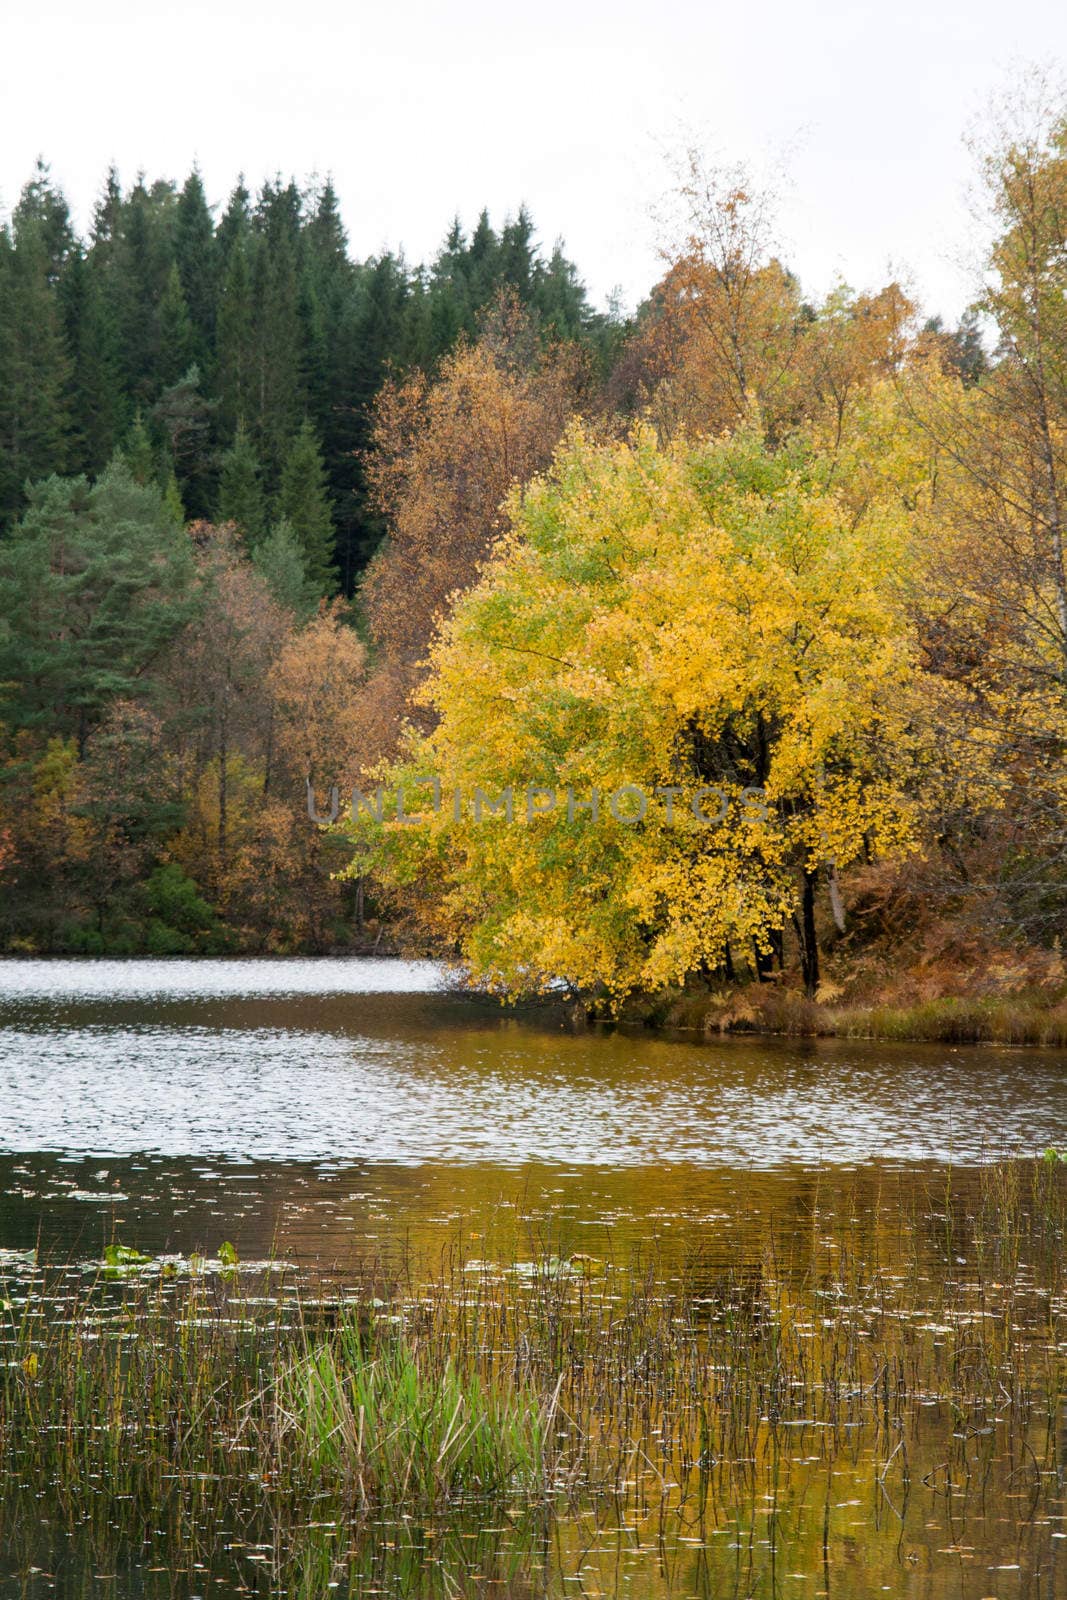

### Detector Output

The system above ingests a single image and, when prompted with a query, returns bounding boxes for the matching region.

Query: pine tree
[276,420,336,593]
[302,179,365,588]
[0,199,71,525]
[120,410,158,486]
[157,262,195,385]
[304,178,347,270]
[302,178,352,434]
[174,168,217,368]
[151,365,217,519]
[217,420,267,542]
[90,165,123,265]
[114,179,165,402]
[466,209,500,311]
[336,253,417,580]
[500,206,536,298]
[534,243,592,339]
[0,460,194,746]
[162,465,185,524]
[251,225,305,480]
[425,235,466,364]
[217,232,256,437]
[59,247,127,475]
[215,178,250,260]
[253,517,317,617]
[13,160,75,285]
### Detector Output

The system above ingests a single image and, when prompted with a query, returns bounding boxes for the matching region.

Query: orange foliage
[353,293,585,773]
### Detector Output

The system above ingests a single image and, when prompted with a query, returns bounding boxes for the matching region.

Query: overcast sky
[3,1,1067,321]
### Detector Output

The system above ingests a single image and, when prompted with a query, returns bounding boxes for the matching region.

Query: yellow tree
[910,92,1067,691]
[802,282,915,456]
[894,87,1067,945]
[345,424,927,999]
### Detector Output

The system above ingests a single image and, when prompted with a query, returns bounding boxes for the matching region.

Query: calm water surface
[1,956,1065,1267]
[0,958,1064,1598]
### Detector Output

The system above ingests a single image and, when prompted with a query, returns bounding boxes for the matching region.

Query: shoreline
[598,986,1067,1049]
[2,951,1065,1050]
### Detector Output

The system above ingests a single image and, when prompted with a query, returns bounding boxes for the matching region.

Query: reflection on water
[0,955,447,1001]
[2,1407,1063,1600]
[0,957,1065,1598]
[2,959,1065,1169]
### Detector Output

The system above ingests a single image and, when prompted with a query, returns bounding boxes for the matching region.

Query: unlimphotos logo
[307,777,769,827]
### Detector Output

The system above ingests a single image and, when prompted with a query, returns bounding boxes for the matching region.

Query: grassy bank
[615,984,1067,1046]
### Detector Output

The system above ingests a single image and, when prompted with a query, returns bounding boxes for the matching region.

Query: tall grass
[832,994,1067,1045]
[278,1328,545,1505]
[634,985,1067,1044]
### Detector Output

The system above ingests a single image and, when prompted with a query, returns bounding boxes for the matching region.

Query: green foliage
[157,262,194,384]
[276,420,337,594]
[151,364,217,518]
[103,1244,153,1273]
[0,164,598,573]
[0,187,71,522]
[143,862,224,954]
[282,1321,544,1502]
[173,169,217,367]
[0,461,193,742]
[161,466,185,523]
[216,228,255,438]
[217,420,267,542]
[118,410,158,485]
[59,247,125,474]
[252,517,317,617]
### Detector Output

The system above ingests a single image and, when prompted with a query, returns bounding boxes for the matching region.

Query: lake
[1,958,1064,1598]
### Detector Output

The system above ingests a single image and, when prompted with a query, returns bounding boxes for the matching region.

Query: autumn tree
[610,156,808,442]
[802,282,914,455]
[69,700,186,944]
[895,85,1067,946]
[163,522,289,888]
[613,154,917,456]
[347,425,926,999]
[961,88,1067,682]
[268,598,367,789]
[244,601,369,945]
[355,293,585,770]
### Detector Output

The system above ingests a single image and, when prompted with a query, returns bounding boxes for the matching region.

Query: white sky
[2,1,1067,321]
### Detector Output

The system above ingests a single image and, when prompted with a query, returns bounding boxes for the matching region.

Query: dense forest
[0,163,611,582]
[0,115,1065,1014]
[0,165,614,952]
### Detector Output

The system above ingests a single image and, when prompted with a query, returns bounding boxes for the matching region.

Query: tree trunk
[827,863,846,933]
[752,939,775,983]
[217,699,228,870]
[799,869,819,998]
